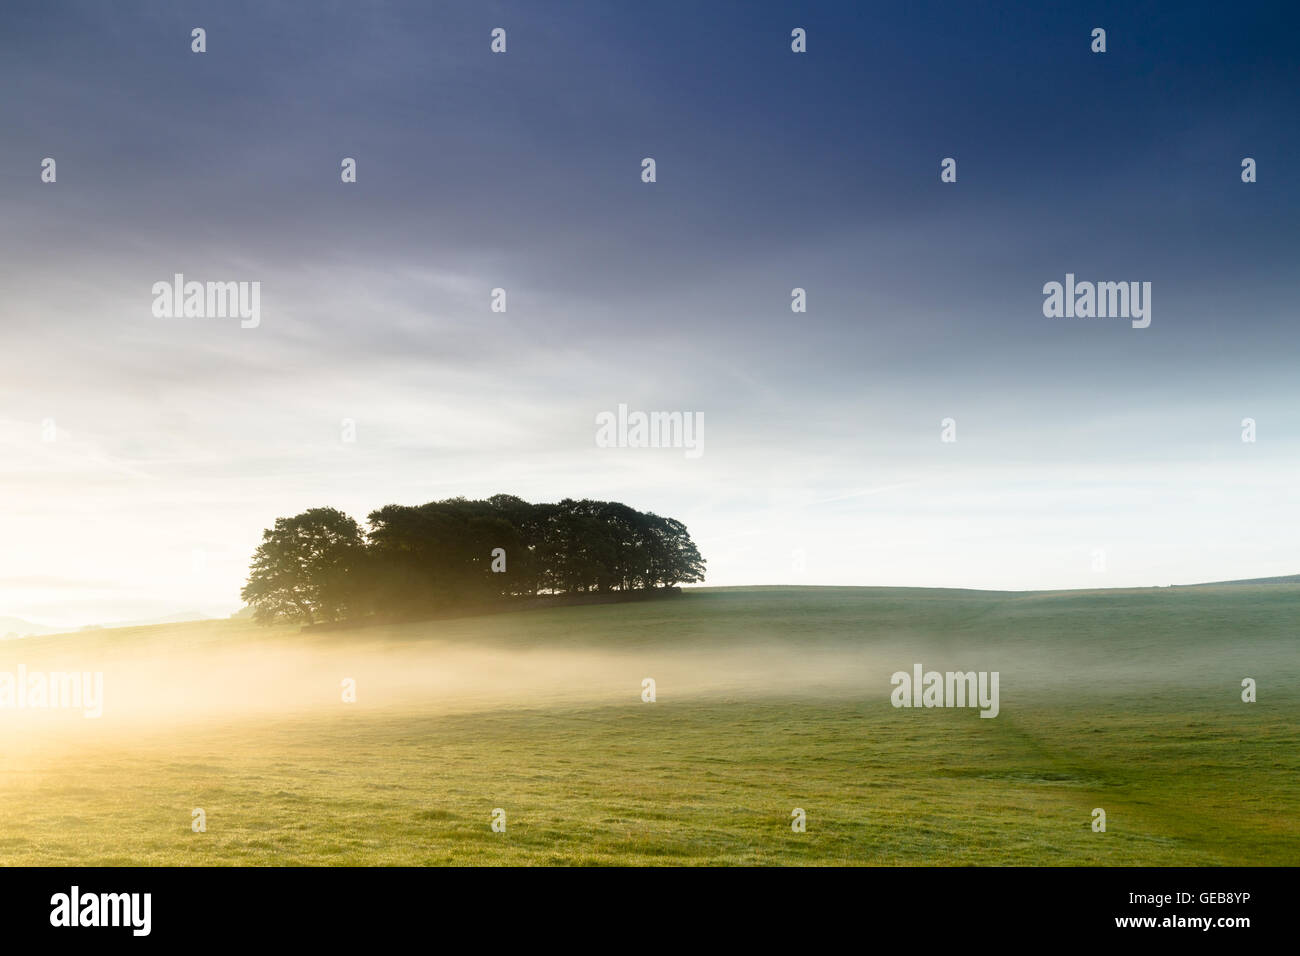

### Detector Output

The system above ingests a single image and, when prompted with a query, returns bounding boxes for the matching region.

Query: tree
[240,507,367,624]
[647,514,706,587]
[367,499,521,611]
[242,495,707,625]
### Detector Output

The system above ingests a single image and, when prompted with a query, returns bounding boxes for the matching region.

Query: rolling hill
[0,584,1295,865]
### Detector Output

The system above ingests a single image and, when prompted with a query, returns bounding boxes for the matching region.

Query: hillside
[0,585,1295,865]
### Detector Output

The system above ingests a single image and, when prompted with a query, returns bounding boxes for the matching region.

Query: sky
[1,1,1297,627]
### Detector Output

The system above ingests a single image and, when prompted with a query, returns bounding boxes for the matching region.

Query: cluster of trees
[240,494,706,625]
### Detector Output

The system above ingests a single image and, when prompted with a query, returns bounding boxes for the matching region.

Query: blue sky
[1,1,1297,625]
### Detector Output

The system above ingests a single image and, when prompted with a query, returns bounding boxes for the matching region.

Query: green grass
[1,585,1296,865]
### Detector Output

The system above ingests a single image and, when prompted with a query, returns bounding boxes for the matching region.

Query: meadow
[1,585,1295,865]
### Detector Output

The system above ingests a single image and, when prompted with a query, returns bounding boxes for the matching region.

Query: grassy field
[1,585,1296,865]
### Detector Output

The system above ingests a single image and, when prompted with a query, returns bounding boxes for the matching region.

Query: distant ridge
[1174,574,1300,587]
[0,616,62,639]
[4,575,1298,640]
[1,609,220,639]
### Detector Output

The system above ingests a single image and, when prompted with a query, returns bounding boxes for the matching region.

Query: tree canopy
[241,495,706,625]
[240,507,367,625]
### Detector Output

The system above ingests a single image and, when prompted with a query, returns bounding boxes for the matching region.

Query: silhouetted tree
[240,507,367,624]
[243,495,706,624]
